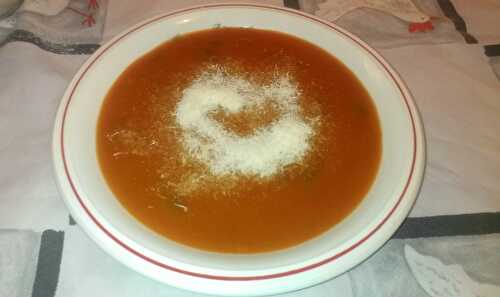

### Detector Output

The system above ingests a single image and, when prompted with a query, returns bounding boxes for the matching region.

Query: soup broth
[97,28,381,253]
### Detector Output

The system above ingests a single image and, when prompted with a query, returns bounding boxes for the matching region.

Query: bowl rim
[54,3,422,282]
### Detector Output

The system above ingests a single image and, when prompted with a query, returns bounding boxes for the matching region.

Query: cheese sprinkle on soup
[97,28,382,253]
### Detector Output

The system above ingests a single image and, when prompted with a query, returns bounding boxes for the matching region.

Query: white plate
[52,3,425,296]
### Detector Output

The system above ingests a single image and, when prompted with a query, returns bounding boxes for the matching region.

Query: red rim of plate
[59,3,418,281]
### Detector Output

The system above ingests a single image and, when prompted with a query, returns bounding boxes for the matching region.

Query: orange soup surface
[97,28,381,253]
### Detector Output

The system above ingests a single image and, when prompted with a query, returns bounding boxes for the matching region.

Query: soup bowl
[52,3,425,296]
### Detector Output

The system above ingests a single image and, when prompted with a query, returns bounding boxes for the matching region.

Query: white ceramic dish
[52,3,425,296]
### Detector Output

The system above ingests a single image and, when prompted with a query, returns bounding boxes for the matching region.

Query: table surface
[1,1,499,297]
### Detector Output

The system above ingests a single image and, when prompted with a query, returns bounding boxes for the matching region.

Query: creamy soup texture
[97,28,381,253]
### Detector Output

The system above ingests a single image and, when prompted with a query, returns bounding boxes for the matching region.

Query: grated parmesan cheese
[175,67,317,178]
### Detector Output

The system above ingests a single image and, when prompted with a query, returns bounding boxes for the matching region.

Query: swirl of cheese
[175,69,315,178]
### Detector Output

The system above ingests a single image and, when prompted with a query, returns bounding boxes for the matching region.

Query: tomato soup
[97,28,381,253]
